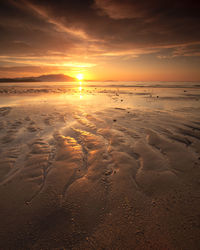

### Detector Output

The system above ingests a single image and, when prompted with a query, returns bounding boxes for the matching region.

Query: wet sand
[0,84,200,249]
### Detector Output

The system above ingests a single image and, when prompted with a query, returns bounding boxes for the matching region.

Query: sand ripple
[0,99,200,249]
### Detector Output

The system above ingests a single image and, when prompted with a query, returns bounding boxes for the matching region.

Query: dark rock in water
[105,169,113,176]
[0,107,12,116]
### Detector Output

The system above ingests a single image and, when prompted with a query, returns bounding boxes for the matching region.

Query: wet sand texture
[0,86,200,249]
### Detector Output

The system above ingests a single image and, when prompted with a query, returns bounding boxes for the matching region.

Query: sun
[76,73,84,81]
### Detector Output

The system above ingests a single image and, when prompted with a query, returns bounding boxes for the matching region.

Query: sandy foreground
[0,84,200,249]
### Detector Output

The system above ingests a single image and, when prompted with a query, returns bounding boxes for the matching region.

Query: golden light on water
[79,81,83,99]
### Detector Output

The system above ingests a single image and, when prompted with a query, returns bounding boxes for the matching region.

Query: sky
[0,0,200,81]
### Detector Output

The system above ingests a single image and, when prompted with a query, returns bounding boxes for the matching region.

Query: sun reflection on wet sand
[79,81,83,99]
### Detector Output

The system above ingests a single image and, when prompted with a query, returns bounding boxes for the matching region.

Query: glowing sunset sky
[0,0,200,81]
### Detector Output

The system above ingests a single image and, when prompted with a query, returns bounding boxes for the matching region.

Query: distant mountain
[36,74,75,82]
[0,74,75,82]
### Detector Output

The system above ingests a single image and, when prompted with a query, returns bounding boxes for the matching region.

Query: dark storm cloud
[0,0,200,74]
[94,0,200,19]
[0,0,85,57]
[22,0,200,51]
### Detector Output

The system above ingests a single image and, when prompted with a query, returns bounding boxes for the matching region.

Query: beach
[0,82,200,249]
